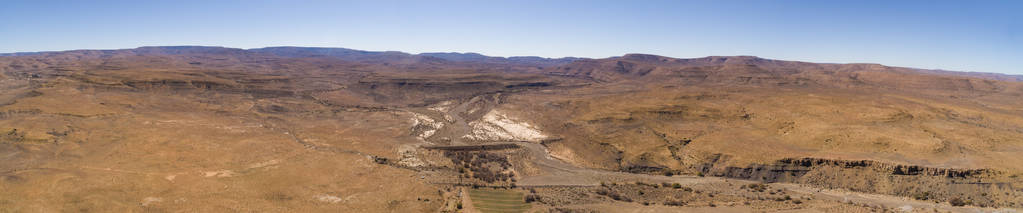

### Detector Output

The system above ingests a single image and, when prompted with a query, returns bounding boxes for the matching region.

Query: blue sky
[1,0,1021,74]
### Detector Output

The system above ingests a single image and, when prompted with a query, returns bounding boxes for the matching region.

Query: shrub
[913,192,931,200]
[524,194,540,203]
[373,157,389,164]
[747,183,768,192]
[949,197,969,206]
[664,200,687,206]
[608,192,632,202]
[672,183,682,189]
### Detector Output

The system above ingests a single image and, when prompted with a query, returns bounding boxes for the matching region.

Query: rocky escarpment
[698,157,1021,208]
[777,158,991,178]
[351,74,558,106]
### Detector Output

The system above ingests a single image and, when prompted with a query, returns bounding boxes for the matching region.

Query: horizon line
[1,45,1016,76]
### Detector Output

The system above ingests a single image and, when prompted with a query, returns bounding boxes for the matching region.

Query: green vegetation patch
[469,188,530,213]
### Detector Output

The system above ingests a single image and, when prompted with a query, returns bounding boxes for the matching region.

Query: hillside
[0,46,1020,212]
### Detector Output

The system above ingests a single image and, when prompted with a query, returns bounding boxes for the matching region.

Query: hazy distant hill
[250,46,583,67]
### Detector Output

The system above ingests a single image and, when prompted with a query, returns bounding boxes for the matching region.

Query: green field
[468,188,531,213]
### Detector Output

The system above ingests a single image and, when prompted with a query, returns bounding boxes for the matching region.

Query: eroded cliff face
[776,158,991,177]
[688,156,1021,208]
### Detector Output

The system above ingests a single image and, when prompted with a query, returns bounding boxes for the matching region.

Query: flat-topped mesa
[778,158,993,178]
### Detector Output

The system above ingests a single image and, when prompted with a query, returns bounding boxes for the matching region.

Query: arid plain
[1,46,1021,212]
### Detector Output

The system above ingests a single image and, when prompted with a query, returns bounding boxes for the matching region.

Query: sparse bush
[595,188,632,202]
[913,192,931,200]
[664,200,687,206]
[524,194,540,203]
[672,183,682,189]
[443,151,512,183]
[608,192,632,202]
[949,197,969,206]
[373,157,389,164]
[635,181,658,188]
[747,183,768,192]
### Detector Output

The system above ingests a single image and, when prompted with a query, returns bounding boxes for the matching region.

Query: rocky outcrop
[704,157,996,183]
[777,158,992,178]
[696,157,1018,208]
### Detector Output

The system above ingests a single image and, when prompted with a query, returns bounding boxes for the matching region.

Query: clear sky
[2,0,1021,74]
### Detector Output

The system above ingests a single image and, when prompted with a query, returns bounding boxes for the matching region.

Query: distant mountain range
[1,46,1019,81]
